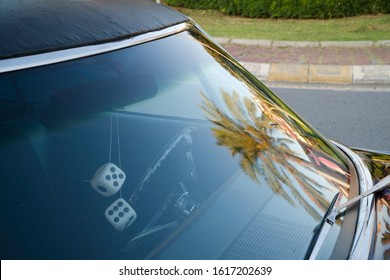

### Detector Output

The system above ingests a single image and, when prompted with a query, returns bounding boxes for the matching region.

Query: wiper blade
[305,192,341,260]
[305,175,390,260]
[337,175,390,211]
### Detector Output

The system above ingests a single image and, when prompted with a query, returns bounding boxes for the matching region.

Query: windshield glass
[0,26,353,260]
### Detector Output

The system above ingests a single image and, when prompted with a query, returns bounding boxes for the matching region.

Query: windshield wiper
[305,175,390,260]
[305,192,341,260]
[337,175,390,211]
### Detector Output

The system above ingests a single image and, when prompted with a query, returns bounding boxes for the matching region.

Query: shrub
[164,0,390,19]
[163,0,219,10]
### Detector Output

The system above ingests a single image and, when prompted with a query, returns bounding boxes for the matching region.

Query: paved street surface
[272,87,390,151]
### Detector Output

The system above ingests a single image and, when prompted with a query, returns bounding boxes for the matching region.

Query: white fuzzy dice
[105,198,137,231]
[90,162,126,197]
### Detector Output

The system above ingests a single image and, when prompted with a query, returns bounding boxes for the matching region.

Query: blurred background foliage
[163,0,390,19]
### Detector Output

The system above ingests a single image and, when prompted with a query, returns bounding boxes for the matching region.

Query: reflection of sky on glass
[122,32,256,123]
[123,73,205,119]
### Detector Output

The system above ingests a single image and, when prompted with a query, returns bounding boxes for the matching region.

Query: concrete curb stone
[272,41,320,48]
[240,62,390,85]
[353,65,390,84]
[215,37,390,48]
[309,65,352,84]
[268,64,309,83]
[230,38,272,47]
[320,41,373,47]
[374,40,390,47]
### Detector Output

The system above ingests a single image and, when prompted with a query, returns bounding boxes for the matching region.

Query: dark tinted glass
[0,27,352,260]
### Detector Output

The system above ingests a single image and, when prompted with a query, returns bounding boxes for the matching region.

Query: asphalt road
[270,86,390,152]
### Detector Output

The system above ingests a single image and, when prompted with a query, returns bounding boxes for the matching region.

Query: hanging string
[108,106,123,198]
[116,108,122,169]
[109,107,114,163]
[115,108,123,199]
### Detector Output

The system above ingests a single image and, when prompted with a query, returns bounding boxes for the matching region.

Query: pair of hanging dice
[90,162,136,231]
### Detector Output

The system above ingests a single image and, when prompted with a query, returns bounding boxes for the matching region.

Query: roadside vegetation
[165,0,389,19]
[174,7,390,41]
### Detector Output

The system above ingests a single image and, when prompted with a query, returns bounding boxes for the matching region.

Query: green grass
[174,7,390,41]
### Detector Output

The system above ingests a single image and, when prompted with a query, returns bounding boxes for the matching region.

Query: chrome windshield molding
[333,141,375,260]
[0,22,191,74]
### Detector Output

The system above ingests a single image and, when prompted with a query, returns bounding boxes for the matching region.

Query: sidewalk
[215,38,390,86]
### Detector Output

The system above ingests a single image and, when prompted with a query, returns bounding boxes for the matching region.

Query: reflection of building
[271,114,308,144]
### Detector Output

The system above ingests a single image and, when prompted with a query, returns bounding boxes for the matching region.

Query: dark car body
[0,0,389,260]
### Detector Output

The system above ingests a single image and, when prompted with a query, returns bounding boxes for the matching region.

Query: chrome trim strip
[0,22,191,74]
[333,142,375,259]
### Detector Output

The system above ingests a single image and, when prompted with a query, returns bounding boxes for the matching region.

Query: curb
[240,62,390,85]
[215,38,390,48]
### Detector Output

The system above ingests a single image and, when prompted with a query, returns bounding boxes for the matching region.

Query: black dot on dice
[108,210,114,216]
[119,173,124,179]
[118,212,124,217]
[105,175,111,181]
[114,217,119,223]
[110,167,115,172]
[114,181,119,187]
[118,201,123,207]
[124,207,129,213]
[112,174,118,179]
[113,206,118,211]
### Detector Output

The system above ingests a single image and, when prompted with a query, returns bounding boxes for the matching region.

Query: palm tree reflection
[201,90,347,221]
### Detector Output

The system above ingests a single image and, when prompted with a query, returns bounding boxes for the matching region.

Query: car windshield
[0,26,354,260]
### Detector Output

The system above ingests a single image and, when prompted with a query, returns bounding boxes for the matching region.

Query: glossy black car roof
[0,0,189,59]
